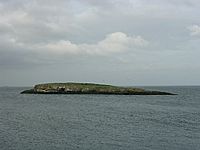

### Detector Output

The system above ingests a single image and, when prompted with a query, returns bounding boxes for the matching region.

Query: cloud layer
[38,32,148,55]
[1,0,200,86]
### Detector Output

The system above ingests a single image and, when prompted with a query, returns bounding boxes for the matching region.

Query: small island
[21,82,176,95]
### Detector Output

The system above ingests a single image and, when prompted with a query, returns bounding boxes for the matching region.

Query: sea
[0,86,200,150]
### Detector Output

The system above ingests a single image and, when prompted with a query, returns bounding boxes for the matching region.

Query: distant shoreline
[21,82,176,95]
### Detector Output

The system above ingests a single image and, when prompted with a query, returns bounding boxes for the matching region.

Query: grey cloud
[0,0,200,86]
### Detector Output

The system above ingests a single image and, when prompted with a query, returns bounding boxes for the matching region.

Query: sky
[0,0,200,86]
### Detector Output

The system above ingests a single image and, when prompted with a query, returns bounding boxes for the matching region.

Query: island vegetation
[21,82,176,95]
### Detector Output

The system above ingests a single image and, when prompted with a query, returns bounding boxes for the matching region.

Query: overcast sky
[1,0,200,86]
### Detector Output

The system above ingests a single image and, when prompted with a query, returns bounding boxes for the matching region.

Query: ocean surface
[0,86,200,150]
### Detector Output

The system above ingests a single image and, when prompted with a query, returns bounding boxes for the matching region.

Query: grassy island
[21,82,175,95]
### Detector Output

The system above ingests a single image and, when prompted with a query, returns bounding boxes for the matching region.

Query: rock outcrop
[21,83,176,95]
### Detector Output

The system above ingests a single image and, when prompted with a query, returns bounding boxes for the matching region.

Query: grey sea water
[0,86,200,150]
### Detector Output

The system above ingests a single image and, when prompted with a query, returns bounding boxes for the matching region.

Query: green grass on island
[34,82,145,93]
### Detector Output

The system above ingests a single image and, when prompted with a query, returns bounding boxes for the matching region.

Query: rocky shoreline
[21,83,176,95]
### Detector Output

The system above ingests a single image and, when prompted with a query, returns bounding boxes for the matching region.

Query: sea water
[0,86,200,150]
